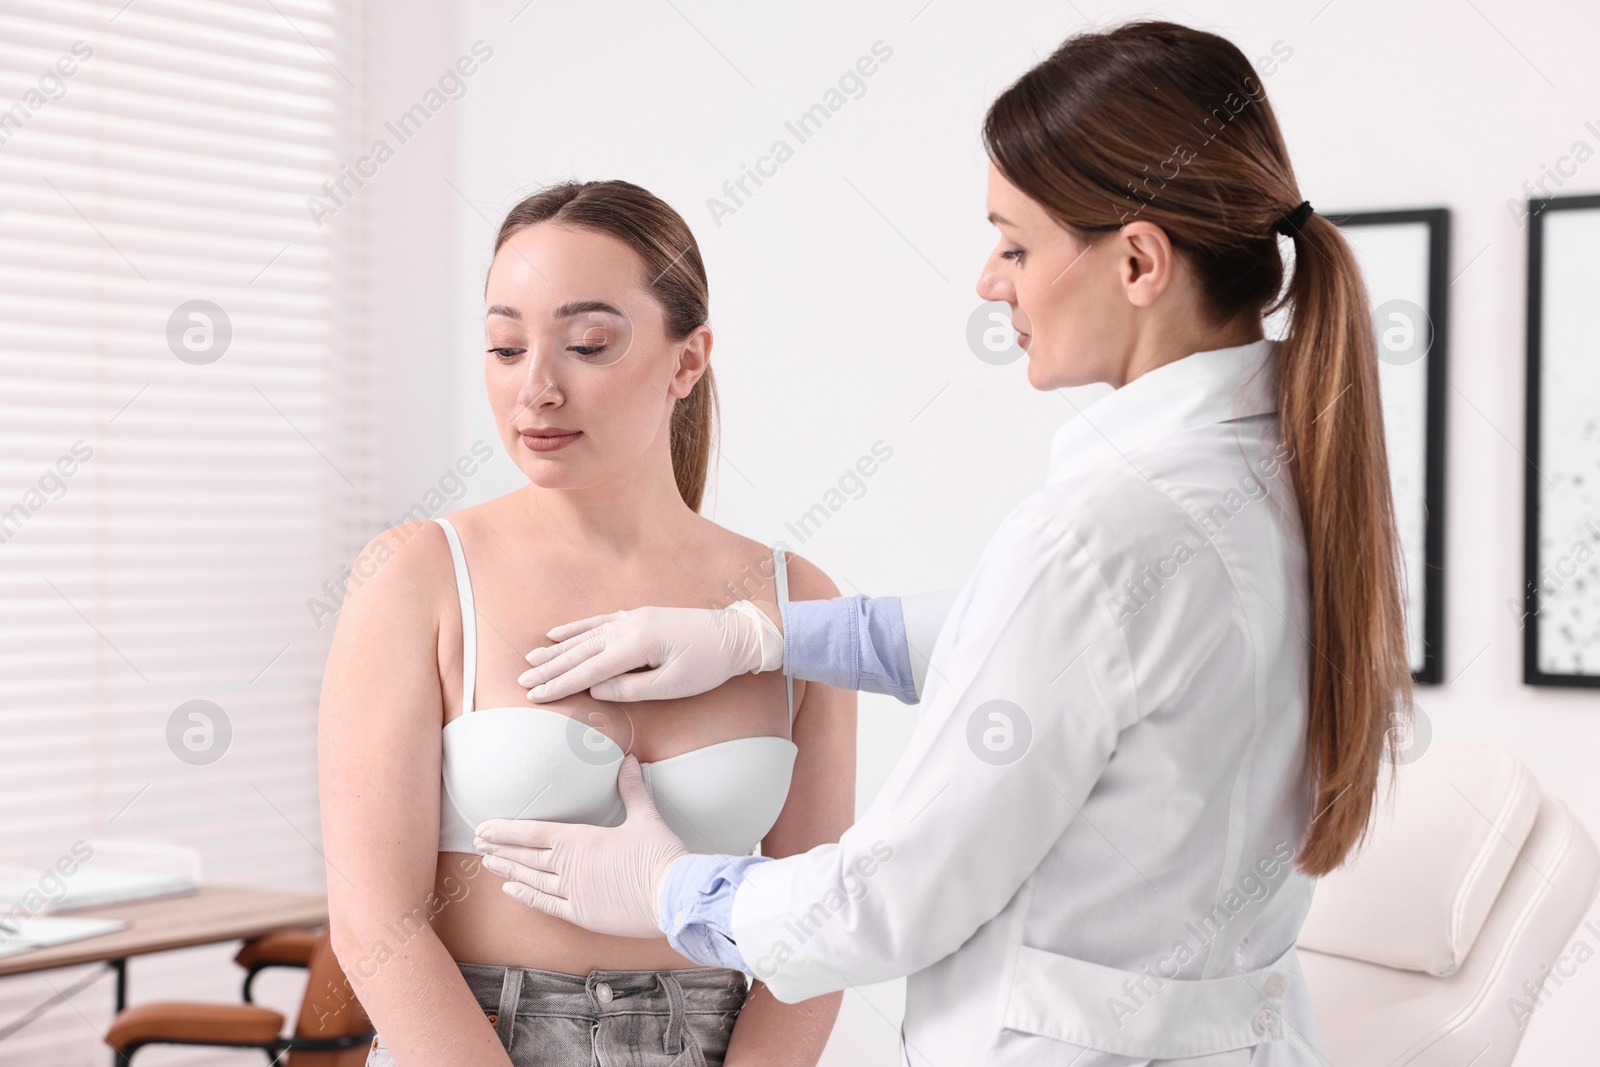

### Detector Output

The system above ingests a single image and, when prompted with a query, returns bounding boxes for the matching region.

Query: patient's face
[483,222,701,494]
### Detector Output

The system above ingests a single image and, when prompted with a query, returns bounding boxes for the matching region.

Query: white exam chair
[1296,742,1600,1064]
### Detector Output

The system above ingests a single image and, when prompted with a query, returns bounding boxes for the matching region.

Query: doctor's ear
[1114,221,1177,308]
[666,324,712,400]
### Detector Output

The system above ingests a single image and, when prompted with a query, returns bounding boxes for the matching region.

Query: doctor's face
[977,162,1129,390]
[483,223,707,492]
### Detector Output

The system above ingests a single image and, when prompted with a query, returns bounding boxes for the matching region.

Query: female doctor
[474,19,1413,1066]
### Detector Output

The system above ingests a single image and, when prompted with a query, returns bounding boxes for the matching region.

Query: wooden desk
[0,884,326,1058]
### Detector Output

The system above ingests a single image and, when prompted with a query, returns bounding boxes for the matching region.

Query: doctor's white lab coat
[729,337,1329,1066]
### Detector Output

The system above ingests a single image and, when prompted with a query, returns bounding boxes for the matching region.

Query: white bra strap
[772,546,794,732]
[432,517,476,715]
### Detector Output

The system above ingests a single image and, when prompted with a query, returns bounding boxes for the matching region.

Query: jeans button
[595,981,613,1003]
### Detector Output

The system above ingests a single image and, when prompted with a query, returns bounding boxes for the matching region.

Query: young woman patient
[318,180,855,1067]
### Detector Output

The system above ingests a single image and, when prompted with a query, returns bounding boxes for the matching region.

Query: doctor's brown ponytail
[982,20,1413,877]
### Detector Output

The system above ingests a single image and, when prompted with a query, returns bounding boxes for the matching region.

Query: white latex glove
[517,601,783,703]
[473,754,689,939]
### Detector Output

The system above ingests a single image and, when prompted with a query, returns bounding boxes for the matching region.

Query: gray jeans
[364,961,750,1066]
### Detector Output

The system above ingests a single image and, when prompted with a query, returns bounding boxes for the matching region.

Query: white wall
[363,0,1600,1057]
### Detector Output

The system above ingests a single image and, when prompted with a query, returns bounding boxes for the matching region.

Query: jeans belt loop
[656,972,688,1055]
[495,966,522,1048]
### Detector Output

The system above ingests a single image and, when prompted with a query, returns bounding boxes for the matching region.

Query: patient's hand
[518,602,783,703]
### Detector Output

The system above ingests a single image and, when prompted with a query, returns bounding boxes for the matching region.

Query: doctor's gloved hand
[473,754,689,939]
[518,601,783,703]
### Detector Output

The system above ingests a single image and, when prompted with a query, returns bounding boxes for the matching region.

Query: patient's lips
[520,425,582,452]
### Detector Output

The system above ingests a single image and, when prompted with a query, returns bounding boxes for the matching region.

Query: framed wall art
[1524,193,1600,687]
[1333,208,1450,684]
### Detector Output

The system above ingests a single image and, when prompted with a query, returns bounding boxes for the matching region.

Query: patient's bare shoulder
[775,549,840,603]
[695,520,841,605]
[338,518,453,624]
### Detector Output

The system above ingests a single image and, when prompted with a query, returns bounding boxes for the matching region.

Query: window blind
[0,0,372,1061]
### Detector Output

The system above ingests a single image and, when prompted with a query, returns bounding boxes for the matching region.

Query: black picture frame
[1523,193,1600,687]
[1330,208,1450,685]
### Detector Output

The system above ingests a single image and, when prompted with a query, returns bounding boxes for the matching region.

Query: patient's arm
[724,556,856,1067]
[318,522,512,1067]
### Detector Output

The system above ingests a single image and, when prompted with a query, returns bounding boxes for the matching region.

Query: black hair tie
[1275,200,1314,237]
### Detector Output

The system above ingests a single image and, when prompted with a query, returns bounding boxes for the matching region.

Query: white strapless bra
[432,517,798,857]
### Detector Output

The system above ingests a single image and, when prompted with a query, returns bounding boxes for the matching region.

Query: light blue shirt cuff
[659,852,772,978]
[780,594,918,703]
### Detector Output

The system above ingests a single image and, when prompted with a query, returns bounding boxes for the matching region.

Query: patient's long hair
[982,21,1413,877]
[490,180,719,512]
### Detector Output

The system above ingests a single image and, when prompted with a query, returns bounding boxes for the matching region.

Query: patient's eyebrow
[986,211,1014,226]
[485,300,624,322]
[552,300,623,319]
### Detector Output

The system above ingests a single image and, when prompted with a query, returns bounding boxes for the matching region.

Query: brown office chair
[104,927,374,1065]
[236,927,326,1003]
